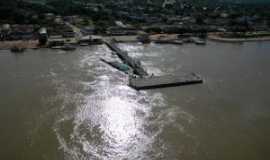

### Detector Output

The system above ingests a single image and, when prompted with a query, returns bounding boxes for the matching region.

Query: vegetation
[0,0,270,34]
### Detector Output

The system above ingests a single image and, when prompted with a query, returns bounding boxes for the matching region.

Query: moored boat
[61,45,76,51]
[10,46,25,53]
[101,58,130,73]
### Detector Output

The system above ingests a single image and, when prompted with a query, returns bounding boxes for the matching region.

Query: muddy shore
[208,34,270,43]
[0,40,39,50]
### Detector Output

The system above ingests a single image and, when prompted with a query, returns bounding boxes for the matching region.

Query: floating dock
[129,73,203,90]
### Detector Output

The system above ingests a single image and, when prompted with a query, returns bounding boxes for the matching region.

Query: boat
[195,40,206,45]
[10,46,25,53]
[61,45,76,51]
[191,37,206,45]
[100,58,130,73]
[51,46,63,49]
[79,43,89,46]
[154,40,183,45]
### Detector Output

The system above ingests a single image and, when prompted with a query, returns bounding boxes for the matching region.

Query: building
[162,0,176,8]
[38,27,48,45]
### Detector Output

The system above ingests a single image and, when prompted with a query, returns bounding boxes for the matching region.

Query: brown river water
[0,41,270,160]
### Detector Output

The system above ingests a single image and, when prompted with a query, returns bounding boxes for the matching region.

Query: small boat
[101,58,130,73]
[79,43,89,46]
[154,40,183,45]
[195,40,206,45]
[11,46,25,53]
[61,45,76,51]
[191,37,206,45]
[51,46,63,49]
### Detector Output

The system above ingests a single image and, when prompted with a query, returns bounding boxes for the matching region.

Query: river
[0,41,270,160]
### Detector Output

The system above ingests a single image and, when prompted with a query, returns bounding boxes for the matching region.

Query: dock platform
[129,73,203,90]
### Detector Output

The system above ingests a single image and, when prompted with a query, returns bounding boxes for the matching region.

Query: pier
[104,40,148,77]
[104,39,203,90]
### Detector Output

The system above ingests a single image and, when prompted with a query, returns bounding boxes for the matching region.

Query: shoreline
[0,40,39,50]
[208,34,270,43]
[1,33,270,51]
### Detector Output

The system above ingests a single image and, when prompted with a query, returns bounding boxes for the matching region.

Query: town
[1,0,270,51]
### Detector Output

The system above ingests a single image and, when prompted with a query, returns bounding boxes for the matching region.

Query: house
[54,16,64,24]
[7,25,34,40]
[220,13,229,19]
[44,13,55,21]
[38,27,48,45]
[2,24,11,31]
[115,21,126,28]
[162,0,176,8]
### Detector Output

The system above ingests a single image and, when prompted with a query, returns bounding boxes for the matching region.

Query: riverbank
[0,40,39,50]
[0,34,202,51]
[103,35,138,43]
[208,34,270,43]
[1,33,270,51]
[104,34,179,43]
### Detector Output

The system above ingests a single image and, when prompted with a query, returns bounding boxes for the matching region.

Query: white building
[162,0,176,8]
